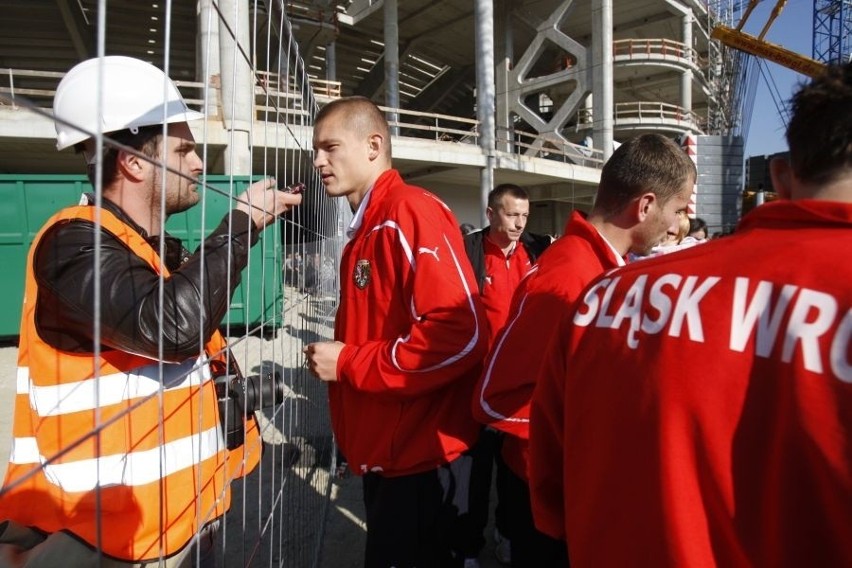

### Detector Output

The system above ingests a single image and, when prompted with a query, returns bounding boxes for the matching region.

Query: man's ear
[116,149,147,183]
[367,133,384,161]
[485,206,494,224]
[635,192,656,222]
[769,157,793,200]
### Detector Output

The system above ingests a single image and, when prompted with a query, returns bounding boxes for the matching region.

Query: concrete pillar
[384,0,400,135]
[475,0,496,224]
[502,0,513,63]
[218,0,253,175]
[681,10,693,113]
[197,0,221,119]
[495,0,513,154]
[592,0,614,161]
[326,41,337,82]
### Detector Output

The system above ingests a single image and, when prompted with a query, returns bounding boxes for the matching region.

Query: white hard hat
[53,56,204,150]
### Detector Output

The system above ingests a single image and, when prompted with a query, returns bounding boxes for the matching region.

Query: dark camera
[214,371,284,449]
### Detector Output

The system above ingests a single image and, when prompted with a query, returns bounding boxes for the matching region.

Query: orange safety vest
[0,205,261,562]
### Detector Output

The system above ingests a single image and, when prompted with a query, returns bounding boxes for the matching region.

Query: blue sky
[739,1,815,158]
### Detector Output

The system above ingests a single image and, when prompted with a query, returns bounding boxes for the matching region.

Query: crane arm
[712,25,827,77]
[712,0,827,78]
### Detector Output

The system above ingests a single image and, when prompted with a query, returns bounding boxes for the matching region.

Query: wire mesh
[0,1,344,567]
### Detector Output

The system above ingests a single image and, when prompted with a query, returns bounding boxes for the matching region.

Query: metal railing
[576,102,706,134]
[615,101,705,131]
[0,67,340,112]
[256,70,341,100]
[381,105,480,143]
[497,126,605,169]
[2,67,607,168]
[0,68,65,108]
[613,38,700,64]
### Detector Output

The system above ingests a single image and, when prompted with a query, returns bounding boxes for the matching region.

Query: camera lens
[237,371,284,412]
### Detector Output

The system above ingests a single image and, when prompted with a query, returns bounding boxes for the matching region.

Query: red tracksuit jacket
[531,199,852,566]
[332,169,487,477]
[472,212,621,491]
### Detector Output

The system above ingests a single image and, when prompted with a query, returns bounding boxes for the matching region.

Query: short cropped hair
[315,96,392,158]
[80,125,162,187]
[593,133,696,217]
[488,183,529,210]
[786,61,852,185]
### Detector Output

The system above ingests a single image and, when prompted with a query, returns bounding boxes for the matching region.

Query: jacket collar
[82,192,190,270]
[564,210,625,267]
[738,199,852,232]
[346,169,401,238]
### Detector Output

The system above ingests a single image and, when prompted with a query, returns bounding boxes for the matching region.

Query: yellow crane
[711,0,827,77]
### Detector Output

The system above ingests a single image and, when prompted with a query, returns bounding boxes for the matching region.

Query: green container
[0,174,282,338]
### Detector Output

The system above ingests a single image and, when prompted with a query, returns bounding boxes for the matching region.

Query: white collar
[346,186,374,238]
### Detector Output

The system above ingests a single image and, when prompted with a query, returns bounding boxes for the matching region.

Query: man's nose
[189,151,203,173]
[667,217,681,235]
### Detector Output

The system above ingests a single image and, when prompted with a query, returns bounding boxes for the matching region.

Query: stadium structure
[0,0,752,234]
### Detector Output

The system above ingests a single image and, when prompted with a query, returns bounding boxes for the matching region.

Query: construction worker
[530,61,852,565]
[0,56,301,567]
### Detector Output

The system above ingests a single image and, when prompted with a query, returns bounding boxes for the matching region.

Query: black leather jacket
[32,194,258,362]
[463,227,552,294]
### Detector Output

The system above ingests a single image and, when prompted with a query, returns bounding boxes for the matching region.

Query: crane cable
[739,55,760,137]
[756,57,791,131]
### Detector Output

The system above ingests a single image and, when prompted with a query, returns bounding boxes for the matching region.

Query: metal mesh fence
[0,1,344,567]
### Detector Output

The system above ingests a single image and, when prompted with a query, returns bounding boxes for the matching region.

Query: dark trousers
[362,455,472,568]
[458,427,511,558]
[502,465,569,567]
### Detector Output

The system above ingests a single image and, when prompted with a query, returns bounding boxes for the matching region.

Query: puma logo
[417,246,440,261]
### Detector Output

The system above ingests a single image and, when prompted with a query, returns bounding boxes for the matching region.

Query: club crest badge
[353,259,371,289]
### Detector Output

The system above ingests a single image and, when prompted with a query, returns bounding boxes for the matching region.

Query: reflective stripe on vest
[0,205,260,562]
[9,425,222,491]
[18,359,208,417]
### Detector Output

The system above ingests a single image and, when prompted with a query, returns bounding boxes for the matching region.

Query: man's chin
[324,184,351,198]
[632,244,654,257]
[168,195,200,215]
